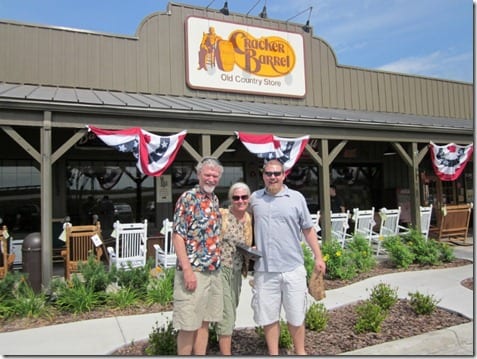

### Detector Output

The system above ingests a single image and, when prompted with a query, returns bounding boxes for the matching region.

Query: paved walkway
[0,244,473,355]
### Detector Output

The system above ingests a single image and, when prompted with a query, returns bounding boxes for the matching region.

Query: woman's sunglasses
[232,195,249,201]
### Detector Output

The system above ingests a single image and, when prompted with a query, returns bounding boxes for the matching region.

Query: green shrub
[305,302,328,331]
[53,275,104,313]
[255,320,293,349]
[382,235,415,268]
[106,287,139,309]
[208,322,218,344]
[145,319,177,355]
[278,320,293,349]
[78,255,113,292]
[0,271,25,300]
[404,231,441,265]
[113,264,152,296]
[146,267,175,305]
[346,235,376,273]
[11,283,51,319]
[408,291,441,315]
[302,243,315,284]
[436,241,455,262]
[368,282,398,311]
[321,239,357,280]
[354,301,387,333]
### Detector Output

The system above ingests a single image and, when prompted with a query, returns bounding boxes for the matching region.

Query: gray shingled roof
[0,82,472,132]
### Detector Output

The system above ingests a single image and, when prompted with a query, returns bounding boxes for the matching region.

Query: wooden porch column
[41,112,53,288]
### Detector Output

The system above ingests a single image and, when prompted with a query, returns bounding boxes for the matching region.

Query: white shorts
[251,265,308,327]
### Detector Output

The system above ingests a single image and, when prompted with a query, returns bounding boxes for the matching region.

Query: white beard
[203,184,216,194]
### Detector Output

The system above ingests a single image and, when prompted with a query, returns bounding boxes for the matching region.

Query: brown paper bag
[308,269,326,300]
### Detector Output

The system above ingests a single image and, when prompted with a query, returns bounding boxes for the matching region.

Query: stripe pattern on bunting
[236,131,309,174]
[429,141,473,181]
[87,126,187,177]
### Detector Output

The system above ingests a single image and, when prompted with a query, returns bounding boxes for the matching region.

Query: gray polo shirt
[250,185,314,272]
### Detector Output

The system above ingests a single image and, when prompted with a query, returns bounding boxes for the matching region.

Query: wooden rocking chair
[61,222,103,280]
[0,225,15,279]
[429,203,472,245]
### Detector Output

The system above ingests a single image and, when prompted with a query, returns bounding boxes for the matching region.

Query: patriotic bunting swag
[87,126,187,177]
[429,142,473,181]
[236,131,309,174]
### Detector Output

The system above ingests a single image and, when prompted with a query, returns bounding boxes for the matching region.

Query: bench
[429,203,472,245]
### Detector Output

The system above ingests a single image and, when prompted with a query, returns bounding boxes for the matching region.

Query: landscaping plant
[305,302,328,332]
[382,235,415,268]
[346,234,376,273]
[321,238,357,280]
[145,318,177,355]
[354,301,387,334]
[368,282,398,311]
[408,291,441,315]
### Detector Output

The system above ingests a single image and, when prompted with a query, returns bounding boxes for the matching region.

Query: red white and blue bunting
[87,126,187,177]
[235,131,309,174]
[429,141,473,181]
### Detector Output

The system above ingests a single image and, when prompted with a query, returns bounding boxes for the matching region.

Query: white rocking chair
[371,207,401,255]
[107,220,148,270]
[154,218,177,268]
[352,207,376,246]
[331,210,351,248]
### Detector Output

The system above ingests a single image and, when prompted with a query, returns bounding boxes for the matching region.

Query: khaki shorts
[172,269,223,331]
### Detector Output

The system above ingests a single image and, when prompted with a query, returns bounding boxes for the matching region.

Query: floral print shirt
[173,185,221,272]
[219,207,253,270]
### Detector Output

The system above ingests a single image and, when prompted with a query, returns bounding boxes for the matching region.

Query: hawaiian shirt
[173,185,222,271]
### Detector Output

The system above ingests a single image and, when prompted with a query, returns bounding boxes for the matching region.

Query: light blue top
[249,185,314,272]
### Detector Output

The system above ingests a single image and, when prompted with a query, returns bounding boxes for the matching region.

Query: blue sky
[0,0,473,83]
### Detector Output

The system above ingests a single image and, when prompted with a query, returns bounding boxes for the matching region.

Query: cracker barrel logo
[197,27,296,77]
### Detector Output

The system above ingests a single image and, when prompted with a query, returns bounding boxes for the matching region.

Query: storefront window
[0,160,41,236]
[66,160,154,225]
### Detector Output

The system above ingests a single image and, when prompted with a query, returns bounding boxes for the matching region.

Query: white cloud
[377,51,473,82]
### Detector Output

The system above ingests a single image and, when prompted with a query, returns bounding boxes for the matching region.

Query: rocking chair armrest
[7,253,15,265]
[398,225,410,235]
[153,243,165,254]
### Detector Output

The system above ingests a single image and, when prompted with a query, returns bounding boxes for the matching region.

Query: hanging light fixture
[259,1,267,19]
[286,6,313,33]
[220,1,229,15]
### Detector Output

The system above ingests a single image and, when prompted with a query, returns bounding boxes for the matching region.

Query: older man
[172,156,224,355]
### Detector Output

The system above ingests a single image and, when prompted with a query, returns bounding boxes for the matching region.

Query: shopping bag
[308,269,326,300]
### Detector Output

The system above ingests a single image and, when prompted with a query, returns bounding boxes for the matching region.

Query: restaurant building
[0,2,473,285]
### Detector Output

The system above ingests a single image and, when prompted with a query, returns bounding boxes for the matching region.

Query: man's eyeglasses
[232,195,249,201]
[264,171,283,177]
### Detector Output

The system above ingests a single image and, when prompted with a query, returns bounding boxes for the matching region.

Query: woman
[216,182,253,355]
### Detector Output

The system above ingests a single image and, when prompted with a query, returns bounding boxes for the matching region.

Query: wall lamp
[286,6,313,33]
[205,0,229,16]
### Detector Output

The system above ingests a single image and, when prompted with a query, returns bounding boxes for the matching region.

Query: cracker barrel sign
[186,16,306,97]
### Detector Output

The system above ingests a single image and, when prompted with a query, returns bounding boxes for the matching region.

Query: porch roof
[0,82,472,138]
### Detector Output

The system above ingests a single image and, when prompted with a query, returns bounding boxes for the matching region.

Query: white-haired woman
[216,182,253,355]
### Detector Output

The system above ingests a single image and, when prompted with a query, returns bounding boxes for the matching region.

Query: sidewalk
[0,245,473,355]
